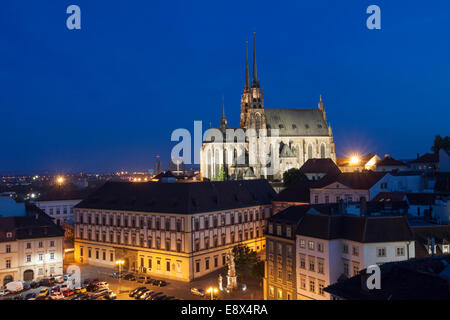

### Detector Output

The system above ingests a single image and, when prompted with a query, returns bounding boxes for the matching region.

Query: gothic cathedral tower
[240,33,266,130]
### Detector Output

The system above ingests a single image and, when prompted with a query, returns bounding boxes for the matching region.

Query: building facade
[0,211,64,286]
[200,34,336,182]
[73,180,275,282]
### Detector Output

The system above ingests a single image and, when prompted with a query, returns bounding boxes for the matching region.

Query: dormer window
[292,124,297,129]
[6,232,12,238]
[305,124,309,129]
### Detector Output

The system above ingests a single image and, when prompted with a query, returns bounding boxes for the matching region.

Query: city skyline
[1,1,449,173]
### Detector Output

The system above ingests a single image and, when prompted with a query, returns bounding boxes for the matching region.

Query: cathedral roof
[264,108,330,137]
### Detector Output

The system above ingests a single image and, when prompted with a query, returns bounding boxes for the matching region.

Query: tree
[283,168,308,188]
[225,244,260,278]
[216,165,228,181]
[431,135,450,153]
[250,260,265,283]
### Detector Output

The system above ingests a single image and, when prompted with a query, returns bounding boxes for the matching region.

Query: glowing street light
[206,287,218,300]
[349,155,360,165]
[57,176,64,185]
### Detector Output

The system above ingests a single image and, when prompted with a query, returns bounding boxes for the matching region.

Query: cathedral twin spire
[245,32,259,90]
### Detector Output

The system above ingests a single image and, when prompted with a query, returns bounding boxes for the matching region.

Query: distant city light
[57,176,64,184]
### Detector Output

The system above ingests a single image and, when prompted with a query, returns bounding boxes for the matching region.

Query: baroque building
[73,180,275,282]
[201,34,336,182]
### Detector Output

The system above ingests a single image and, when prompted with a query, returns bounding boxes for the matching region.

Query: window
[325,195,329,203]
[38,241,43,248]
[195,260,200,273]
[205,259,210,270]
[352,246,359,256]
[286,226,292,237]
[26,255,31,263]
[377,247,386,257]
[95,250,99,260]
[396,247,405,256]
[102,251,106,261]
[6,259,11,268]
[317,243,323,253]
[343,261,349,276]
[269,286,275,297]
[300,275,306,290]
[277,243,282,255]
[299,239,305,248]
[314,195,318,204]
[50,252,55,260]
[353,263,359,276]
[39,254,43,261]
[166,261,171,272]
[50,241,55,247]
[214,256,218,268]
[277,289,283,299]
[443,245,450,254]
[80,247,84,257]
[6,245,11,253]
[318,280,325,296]
[309,256,315,271]
[299,255,306,269]
[308,241,314,250]
[110,252,114,262]
[343,244,349,254]
[318,259,324,274]
[88,249,92,258]
[26,242,31,249]
[148,259,152,270]
[309,279,315,293]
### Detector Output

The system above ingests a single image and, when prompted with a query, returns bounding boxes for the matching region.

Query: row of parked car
[112,273,168,287]
[0,275,73,297]
[128,286,178,301]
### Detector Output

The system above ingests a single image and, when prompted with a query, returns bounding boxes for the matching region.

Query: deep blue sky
[1,1,449,174]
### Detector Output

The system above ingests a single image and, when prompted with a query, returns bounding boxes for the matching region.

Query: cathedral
[200,34,336,182]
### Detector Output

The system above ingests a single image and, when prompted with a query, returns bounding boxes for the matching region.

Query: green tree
[283,168,308,188]
[431,135,450,153]
[225,244,263,282]
[216,165,228,181]
[250,260,265,283]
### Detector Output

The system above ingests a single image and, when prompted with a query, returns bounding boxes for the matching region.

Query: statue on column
[218,273,223,291]
[226,249,238,291]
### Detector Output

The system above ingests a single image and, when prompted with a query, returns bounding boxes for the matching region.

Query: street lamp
[115,259,125,292]
[56,176,64,186]
[206,287,218,300]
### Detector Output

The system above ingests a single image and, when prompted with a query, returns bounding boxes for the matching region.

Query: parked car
[37,288,49,297]
[71,293,89,300]
[136,276,146,283]
[0,289,10,296]
[138,290,154,300]
[62,289,75,297]
[86,284,99,292]
[75,287,87,294]
[24,292,36,300]
[96,281,109,288]
[30,281,40,289]
[6,281,23,293]
[91,288,109,299]
[105,290,117,300]
[146,292,163,300]
[92,279,100,285]
[190,287,205,297]
[154,280,167,287]
[129,286,146,298]
[35,295,52,300]
[51,291,64,300]
[22,283,31,291]
[131,287,148,298]
[54,276,65,284]
[135,289,151,299]
[82,279,90,286]
[123,274,136,281]
[165,296,177,300]
[153,294,167,301]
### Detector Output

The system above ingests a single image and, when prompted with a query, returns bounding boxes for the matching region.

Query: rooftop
[75,180,276,214]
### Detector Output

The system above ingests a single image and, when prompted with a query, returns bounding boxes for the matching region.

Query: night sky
[1,0,449,174]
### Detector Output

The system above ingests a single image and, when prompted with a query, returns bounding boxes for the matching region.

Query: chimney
[360,197,367,216]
